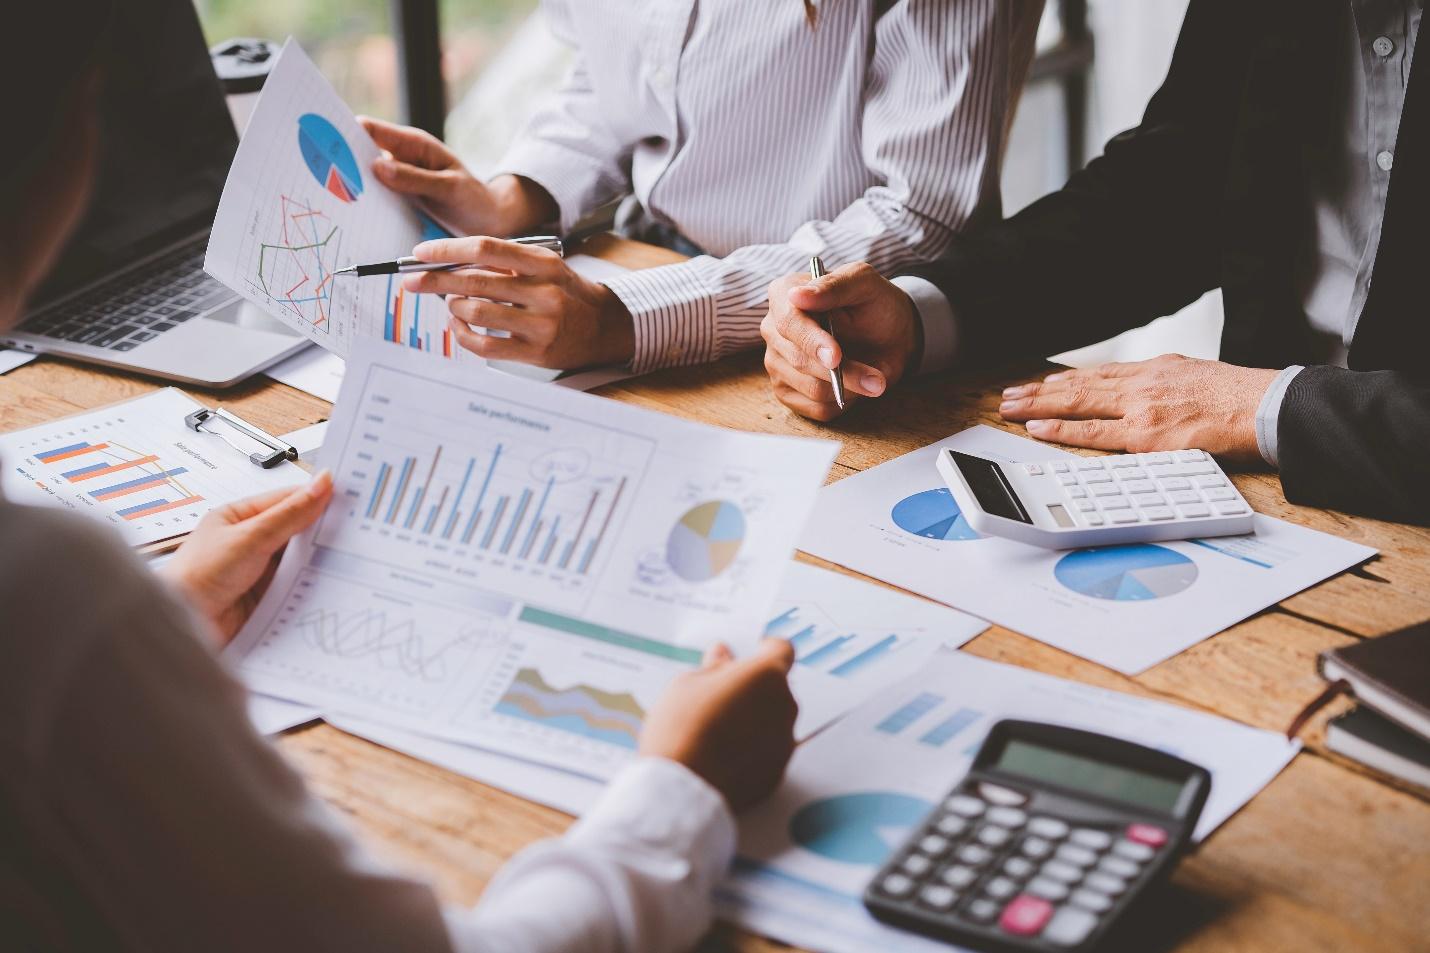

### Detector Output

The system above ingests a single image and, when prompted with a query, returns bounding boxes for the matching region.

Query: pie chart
[789,792,933,865]
[666,500,745,582]
[298,113,364,203]
[1054,544,1199,601]
[891,487,979,541]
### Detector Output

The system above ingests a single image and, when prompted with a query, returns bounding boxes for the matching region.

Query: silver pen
[334,236,564,277]
[808,256,846,410]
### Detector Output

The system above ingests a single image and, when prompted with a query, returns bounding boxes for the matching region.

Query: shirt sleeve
[891,275,959,376]
[445,758,736,953]
[490,0,633,232]
[604,0,1024,372]
[1254,365,1304,468]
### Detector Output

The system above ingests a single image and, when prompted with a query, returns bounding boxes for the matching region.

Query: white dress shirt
[495,0,1042,373]
[0,492,734,953]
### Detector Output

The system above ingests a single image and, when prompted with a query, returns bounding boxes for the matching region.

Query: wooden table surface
[4,234,1428,953]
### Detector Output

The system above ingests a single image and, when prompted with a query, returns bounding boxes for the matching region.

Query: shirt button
[1373,36,1394,57]
[1377,150,1395,172]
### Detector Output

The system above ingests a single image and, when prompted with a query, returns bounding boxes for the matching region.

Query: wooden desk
[4,235,1428,953]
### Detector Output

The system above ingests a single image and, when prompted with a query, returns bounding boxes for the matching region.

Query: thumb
[242,470,334,550]
[755,636,797,674]
[701,642,735,670]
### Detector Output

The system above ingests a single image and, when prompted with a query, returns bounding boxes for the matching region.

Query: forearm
[486,174,561,235]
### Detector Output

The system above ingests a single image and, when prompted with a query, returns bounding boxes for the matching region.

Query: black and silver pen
[808,256,846,410]
[333,236,564,277]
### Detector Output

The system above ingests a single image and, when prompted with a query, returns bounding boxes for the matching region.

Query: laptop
[4,0,304,387]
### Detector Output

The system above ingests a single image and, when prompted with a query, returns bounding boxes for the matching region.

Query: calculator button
[1043,906,1100,946]
[1159,477,1193,491]
[1175,450,1207,461]
[1074,499,1096,512]
[984,876,1018,899]
[998,895,1053,936]
[1070,888,1114,913]
[1122,479,1157,494]
[1167,489,1200,504]
[1203,487,1237,501]
[1107,457,1138,468]
[987,806,1028,828]
[1026,877,1069,901]
[978,826,1012,848]
[1084,873,1127,895]
[1057,473,1078,486]
[1023,464,1045,476]
[1054,844,1098,867]
[958,844,994,866]
[1195,474,1226,488]
[1141,506,1176,521]
[1134,493,1167,507]
[1145,452,1173,465]
[1125,823,1169,847]
[1115,467,1148,481]
[976,782,1029,806]
[1215,501,1249,515]
[1040,861,1082,883]
[1108,510,1140,524]
[1074,459,1104,471]
[1081,471,1113,484]
[1051,462,1070,473]
[1082,513,1105,526]
[918,834,951,856]
[1003,857,1036,879]
[1028,817,1069,839]
[1177,503,1212,518]
[1090,483,1122,497]
[900,854,934,877]
[879,873,915,897]
[1097,856,1139,879]
[966,898,1001,922]
[1097,496,1131,510]
[935,814,969,837]
[1020,837,1054,858]
[942,865,979,889]
[919,884,958,910]
[1066,486,1087,499]
[1112,840,1155,862]
[1178,462,1218,476]
[1069,829,1113,850]
[945,795,986,817]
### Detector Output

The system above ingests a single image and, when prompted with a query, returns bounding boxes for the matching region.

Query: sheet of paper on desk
[228,339,838,779]
[800,426,1377,674]
[0,348,37,375]
[0,388,308,547]
[717,650,1300,953]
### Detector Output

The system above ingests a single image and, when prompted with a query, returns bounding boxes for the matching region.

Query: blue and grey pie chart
[1054,544,1199,601]
[891,487,979,541]
[789,792,933,865]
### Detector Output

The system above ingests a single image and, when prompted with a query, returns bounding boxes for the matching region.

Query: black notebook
[1319,621,1430,741]
[1326,707,1430,791]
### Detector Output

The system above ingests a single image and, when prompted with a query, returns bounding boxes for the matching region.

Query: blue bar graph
[481,496,509,549]
[366,462,391,518]
[919,707,982,748]
[442,457,476,539]
[88,466,190,499]
[876,693,943,735]
[801,634,856,667]
[501,488,533,554]
[539,517,562,563]
[521,477,555,557]
[830,634,899,678]
[787,625,817,649]
[384,458,415,523]
[765,607,799,635]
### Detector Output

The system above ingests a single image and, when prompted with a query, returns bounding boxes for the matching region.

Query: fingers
[755,636,797,674]
[1024,417,1129,450]
[359,115,455,169]
[785,261,888,313]
[445,296,533,335]
[413,236,565,279]
[240,470,334,550]
[447,316,533,363]
[702,642,734,670]
[1042,359,1150,384]
[404,268,544,307]
[765,306,840,373]
[999,383,1125,422]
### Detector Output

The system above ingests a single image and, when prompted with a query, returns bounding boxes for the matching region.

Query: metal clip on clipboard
[184,407,298,469]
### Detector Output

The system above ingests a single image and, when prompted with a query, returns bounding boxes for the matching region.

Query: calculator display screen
[949,451,1031,523]
[995,740,1186,813]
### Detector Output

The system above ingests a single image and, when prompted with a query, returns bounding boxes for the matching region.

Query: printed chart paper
[718,651,1300,953]
[229,341,838,779]
[800,426,1376,674]
[0,388,307,546]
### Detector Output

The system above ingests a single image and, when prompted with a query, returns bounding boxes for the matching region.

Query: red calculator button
[999,895,1053,936]
[1125,823,1168,847]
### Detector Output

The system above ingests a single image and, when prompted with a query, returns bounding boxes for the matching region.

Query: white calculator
[937,448,1254,549]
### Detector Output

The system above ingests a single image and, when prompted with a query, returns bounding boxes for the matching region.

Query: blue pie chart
[1054,544,1199,601]
[891,487,979,541]
[298,113,364,203]
[789,792,933,865]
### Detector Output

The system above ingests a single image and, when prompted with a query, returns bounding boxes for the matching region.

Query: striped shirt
[495,0,1043,372]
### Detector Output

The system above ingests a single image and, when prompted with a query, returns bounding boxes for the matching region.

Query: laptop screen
[32,0,238,307]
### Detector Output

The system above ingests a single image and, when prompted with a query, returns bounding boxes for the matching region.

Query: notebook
[1319,621,1430,741]
[1326,707,1430,791]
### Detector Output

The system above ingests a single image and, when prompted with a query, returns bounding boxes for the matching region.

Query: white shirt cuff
[1254,365,1304,469]
[891,276,956,376]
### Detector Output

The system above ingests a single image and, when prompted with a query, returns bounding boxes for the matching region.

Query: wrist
[487,174,558,235]
[595,285,636,366]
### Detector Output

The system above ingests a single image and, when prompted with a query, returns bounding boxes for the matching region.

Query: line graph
[256,195,343,331]
[296,607,483,682]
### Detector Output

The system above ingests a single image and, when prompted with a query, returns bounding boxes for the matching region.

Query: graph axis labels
[890,487,980,541]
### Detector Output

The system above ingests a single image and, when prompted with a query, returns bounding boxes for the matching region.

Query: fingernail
[1045,371,1069,382]
[1003,385,1029,398]
[373,156,392,174]
[308,470,333,497]
[1026,420,1049,435]
[817,346,835,367]
[862,374,885,395]
[999,400,1021,413]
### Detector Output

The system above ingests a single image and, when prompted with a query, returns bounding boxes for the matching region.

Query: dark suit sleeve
[902,0,1247,367]
[1276,366,1430,524]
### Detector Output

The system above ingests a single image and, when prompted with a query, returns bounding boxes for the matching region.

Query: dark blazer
[904,1,1430,524]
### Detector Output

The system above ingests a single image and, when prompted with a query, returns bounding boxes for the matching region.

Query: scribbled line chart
[494,667,645,749]
[255,194,342,331]
[296,607,481,682]
[33,439,203,520]
[765,604,921,680]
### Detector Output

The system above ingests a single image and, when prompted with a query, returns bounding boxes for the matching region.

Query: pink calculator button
[1126,823,1168,847]
[999,895,1053,936]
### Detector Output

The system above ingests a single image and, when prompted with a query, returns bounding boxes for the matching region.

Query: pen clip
[185,407,298,469]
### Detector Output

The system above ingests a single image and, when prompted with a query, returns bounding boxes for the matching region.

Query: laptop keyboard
[21,236,236,351]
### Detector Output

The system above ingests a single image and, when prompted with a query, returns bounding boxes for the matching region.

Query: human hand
[159,471,334,647]
[998,354,1279,461]
[404,236,635,369]
[761,262,920,422]
[359,117,554,237]
[639,638,798,813]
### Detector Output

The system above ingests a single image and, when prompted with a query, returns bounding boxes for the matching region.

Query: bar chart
[765,603,921,679]
[382,274,456,357]
[35,439,205,520]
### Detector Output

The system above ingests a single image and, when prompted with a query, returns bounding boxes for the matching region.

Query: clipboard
[185,406,299,468]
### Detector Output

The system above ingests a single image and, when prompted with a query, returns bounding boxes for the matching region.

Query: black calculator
[863,720,1211,952]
